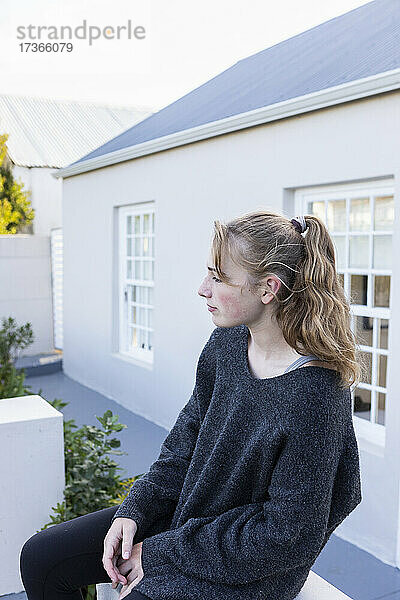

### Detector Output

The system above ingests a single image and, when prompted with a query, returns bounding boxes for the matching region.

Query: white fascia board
[53,67,400,180]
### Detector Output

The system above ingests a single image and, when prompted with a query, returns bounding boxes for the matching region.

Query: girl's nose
[198,278,211,298]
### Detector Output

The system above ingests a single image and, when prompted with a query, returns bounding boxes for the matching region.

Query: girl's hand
[115,541,144,599]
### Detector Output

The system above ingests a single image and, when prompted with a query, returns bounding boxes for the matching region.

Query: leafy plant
[0,316,34,399]
[38,398,144,599]
[0,133,35,234]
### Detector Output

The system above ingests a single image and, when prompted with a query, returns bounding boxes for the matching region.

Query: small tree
[0,133,35,234]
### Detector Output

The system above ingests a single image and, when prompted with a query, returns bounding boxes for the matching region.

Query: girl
[20,210,363,600]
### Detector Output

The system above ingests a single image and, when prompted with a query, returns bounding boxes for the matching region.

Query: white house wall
[14,165,62,236]
[62,89,400,567]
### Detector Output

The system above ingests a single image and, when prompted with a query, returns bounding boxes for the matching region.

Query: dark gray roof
[74,0,400,166]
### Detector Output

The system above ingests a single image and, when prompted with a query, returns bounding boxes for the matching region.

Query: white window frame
[118,203,155,364]
[295,178,394,449]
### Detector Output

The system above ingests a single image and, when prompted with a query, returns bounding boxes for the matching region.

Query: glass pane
[130,305,136,324]
[350,197,370,231]
[143,214,150,233]
[134,215,141,234]
[349,236,369,268]
[377,354,387,388]
[327,199,346,232]
[135,237,141,257]
[151,261,154,280]
[127,238,132,257]
[137,287,144,303]
[150,236,154,257]
[138,307,145,326]
[127,260,132,279]
[354,388,371,421]
[354,315,373,346]
[134,261,141,279]
[127,216,132,234]
[374,195,394,231]
[377,392,385,425]
[151,212,155,233]
[130,327,138,349]
[373,235,392,269]
[143,236,150,256]
[143,261,152,280]
[350,274,367,305]
[149,286,154,305]
[148,329,153,351]
[131,285,136,302]
[148,308,153,328]
[377,318,388,350]
[308,200,325,222]
[331,236,346,269]
[374,275,390,308]
[360,351,372,384]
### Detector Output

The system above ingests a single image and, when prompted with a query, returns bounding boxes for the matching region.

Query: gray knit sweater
[111,324,362,600]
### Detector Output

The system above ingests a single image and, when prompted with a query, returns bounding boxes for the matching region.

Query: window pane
[350,197,370,231]
[127,216,132,234]
[148,330,153,351]
[127,260,132,279]
[377,354,387,388]
[354,388,371,421]
[148,308,153,328]
[354,315,372,346]
[135,237,141,257]
[143,261,152,280]
[308,200,325,221]
[149,287,154,305]
[134,261,141,279]
[127,238,133,256]
[331,236,346,269]
[143,214,150,233]
[350,274,367,305]
[130,305,136,323]
[349,235,369,268]
[377,318,388,350]
[373,235,392,269]
[134,215,141,234]
[374,275,390,308]
[377,392,385,425]
[143,236,150,256]
[151,212,155,233]
[327,199,346,232]
[360,351,372,384]
[374,195,394,231]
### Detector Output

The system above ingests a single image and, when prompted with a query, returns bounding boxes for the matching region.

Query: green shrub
[0,316,34,399]
[39,398,144,600]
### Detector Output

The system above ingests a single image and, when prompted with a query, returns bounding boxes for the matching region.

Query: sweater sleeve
[140,394,345,585]
[111,328,218,538]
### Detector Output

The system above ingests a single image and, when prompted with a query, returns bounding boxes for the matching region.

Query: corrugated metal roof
[0,95,153,168]
[73,0,400,167]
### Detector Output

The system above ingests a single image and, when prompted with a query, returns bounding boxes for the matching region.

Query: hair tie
[291,215,307,234]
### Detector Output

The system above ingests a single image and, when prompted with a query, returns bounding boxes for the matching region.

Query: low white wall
[0,234,54,354]
[97,570,354,600]
[0,395,64,595]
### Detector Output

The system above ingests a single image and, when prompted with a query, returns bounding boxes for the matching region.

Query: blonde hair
[210,209,366,391]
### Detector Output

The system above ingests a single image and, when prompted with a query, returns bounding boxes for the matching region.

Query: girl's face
[197,250,280,329]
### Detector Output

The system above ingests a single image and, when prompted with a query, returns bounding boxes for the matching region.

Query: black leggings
[20,505,150,599]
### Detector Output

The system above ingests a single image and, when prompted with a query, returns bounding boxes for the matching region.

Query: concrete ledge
[97,570,354,599]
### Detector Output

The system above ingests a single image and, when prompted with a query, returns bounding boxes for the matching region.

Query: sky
[1,0,373,112]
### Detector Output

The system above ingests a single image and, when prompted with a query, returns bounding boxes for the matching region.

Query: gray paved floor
[3,369,400,600]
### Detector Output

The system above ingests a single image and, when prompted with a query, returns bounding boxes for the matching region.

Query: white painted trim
[53,68,400,180]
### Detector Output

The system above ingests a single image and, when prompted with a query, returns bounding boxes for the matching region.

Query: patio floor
[3,366,400,600]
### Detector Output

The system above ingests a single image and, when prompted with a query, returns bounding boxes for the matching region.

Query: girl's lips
[207,305,217,311]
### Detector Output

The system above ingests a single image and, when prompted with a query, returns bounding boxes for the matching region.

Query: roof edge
[53,67,400,180]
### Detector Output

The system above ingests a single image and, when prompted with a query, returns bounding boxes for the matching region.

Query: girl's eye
[212,276,221,283]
